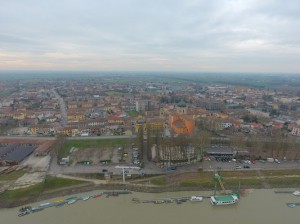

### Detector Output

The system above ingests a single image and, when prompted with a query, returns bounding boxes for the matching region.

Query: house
[291,127,300,137]
[67,110,85,122]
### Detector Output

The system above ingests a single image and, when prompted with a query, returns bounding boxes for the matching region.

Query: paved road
[51,88,67,127]
[0,135,136,140]
[67,135,136,140]
[0,136,56,140]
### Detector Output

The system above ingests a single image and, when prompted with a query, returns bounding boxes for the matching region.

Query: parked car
[235,166,242,169]
[243,165,250,169]
[275,159,280,164]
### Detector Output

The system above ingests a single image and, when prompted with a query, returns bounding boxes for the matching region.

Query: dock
[131,195,212,204]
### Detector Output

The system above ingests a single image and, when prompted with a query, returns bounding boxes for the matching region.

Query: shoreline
[0,182,298,209]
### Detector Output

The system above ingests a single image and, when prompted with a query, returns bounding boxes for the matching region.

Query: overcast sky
[0,0,300,73]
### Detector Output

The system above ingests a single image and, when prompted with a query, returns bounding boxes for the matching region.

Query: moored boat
[19,206,31,212]
[65,196,78,201]
[92,194,102,198]
[39,202,50,207]
[154,200,164,204]
[31,207,44,213]
[210,194,239,206]
[39,202,54,208]
[18,210,31,217]
[54,199,64,203]
[292,191,300,196]
[82,195,90,201]
[67,199,77,205]
[55,201,67,207]
[190,196,203,202]
[18,207,31,217]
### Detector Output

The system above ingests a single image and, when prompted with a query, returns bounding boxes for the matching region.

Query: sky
[0,0,300,73]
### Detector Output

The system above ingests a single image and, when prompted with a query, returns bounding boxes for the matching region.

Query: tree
[54,133,66,160]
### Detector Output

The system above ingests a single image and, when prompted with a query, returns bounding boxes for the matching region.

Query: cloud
[0,0,299,72]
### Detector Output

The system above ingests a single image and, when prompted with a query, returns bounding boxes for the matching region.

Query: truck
[267,158,274,163]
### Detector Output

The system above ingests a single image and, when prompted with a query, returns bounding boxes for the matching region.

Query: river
[0,189,299,224]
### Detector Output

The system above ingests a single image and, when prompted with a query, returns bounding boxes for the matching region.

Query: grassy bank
[0,170,25,181]
[265,177,300,186]
[0,176,88,206]
[150,170,300,189]
[43,177,87,191]
[150,177,168,186]
[0,183,43,203]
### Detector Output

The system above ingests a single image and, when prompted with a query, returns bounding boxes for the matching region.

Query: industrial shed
[206,146,236,161]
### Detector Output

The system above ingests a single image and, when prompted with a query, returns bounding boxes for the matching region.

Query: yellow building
[134,118,165,132]
[29,126,38,135]
[12,112,26,120]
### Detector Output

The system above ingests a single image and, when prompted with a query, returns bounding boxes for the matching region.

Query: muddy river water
[0,189,299,224]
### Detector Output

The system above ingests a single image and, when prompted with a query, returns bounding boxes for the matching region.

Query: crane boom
[214,171,226,194]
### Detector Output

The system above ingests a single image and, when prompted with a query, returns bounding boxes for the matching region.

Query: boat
[92,194,102,198]
[65,196,78,201]
[31,207,44,213]
[153,200,164,204]
[54,199,64,203]
[210,171,240,206]
[67,199,77,205]
[39,202,54,208]
[292,191,300,196]
[190,196,203,202]
[19,206,31,212]
[18,207,31,217]
[18,209,31,217]
[210,194,239,206]
[39,202,50,207]
[82,195,90,201]
[55,201,67,207]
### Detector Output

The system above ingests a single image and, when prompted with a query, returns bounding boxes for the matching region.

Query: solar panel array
[0,144,34,163]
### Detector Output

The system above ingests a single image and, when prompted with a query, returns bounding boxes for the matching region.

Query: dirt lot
[22,154,51,172]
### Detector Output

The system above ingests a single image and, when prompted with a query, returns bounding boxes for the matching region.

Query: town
[1,73,300,208]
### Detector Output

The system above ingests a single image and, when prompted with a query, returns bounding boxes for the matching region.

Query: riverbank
[1,170,300,208]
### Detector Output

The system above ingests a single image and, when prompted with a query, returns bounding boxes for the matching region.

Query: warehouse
[206,146,236,161]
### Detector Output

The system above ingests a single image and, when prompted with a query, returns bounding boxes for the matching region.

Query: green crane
[213,170,226,195]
